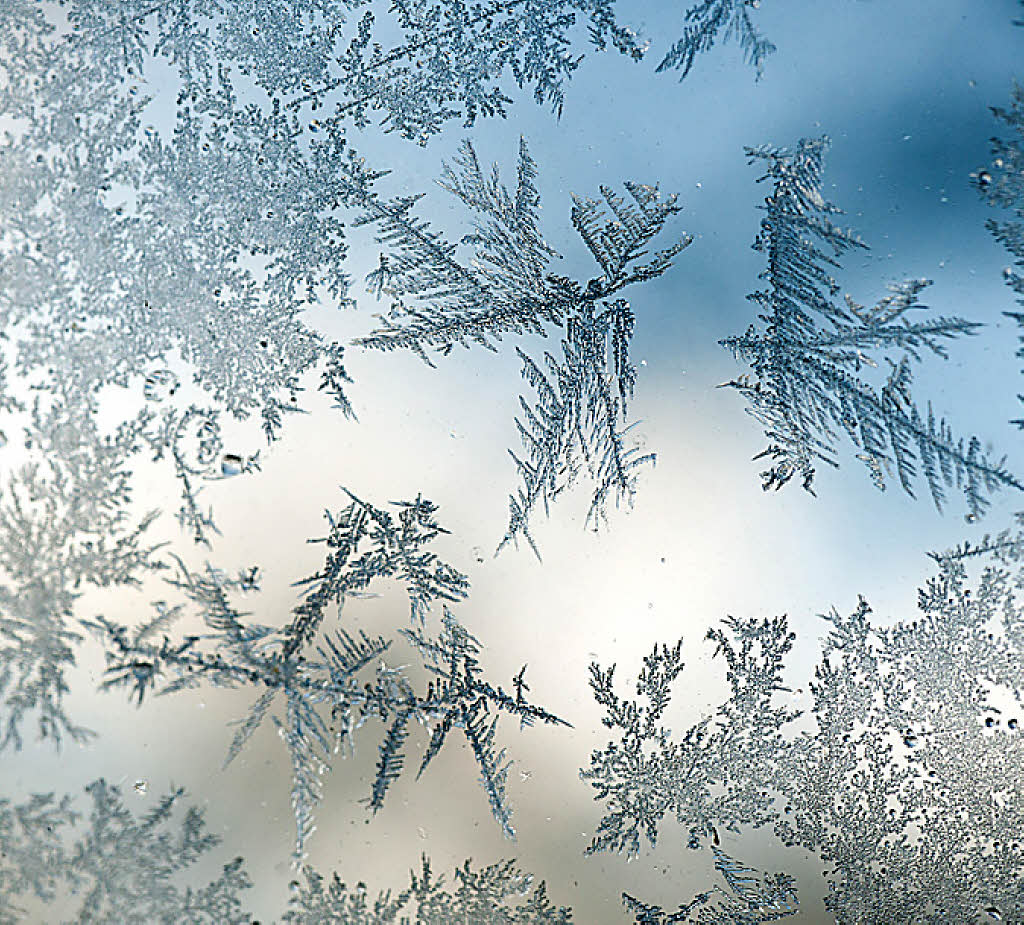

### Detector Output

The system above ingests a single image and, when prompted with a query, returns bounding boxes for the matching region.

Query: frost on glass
[624,848,797,924]
[583,533,1024,923]
[659,0,775,82]
[975,80,1024,432]
[283,855,572,924]
[3,0,1024,921]
[53,0,646,145]
[0,400,165,750]
[86,491,567,861]
[721,136,1020,517]
[355,139,689,555]
[0,779,252,924]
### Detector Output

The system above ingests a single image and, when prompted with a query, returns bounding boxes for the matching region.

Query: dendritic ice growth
[355,139,690,555]
[582,532,1024,922]
[660,0,775,82]
[283,855,572,924]
[0,399,166,751]
[37,0,647,146]
[623,847,797,924]
[974,79,1024,435]
[721,136,1020,517]
[0,778,253,925]
[86,490,567,861]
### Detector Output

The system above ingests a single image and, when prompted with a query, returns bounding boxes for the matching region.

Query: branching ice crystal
[283,854,572,923]
[0,778,252,925]
[355,139,690,555]
[0,3,362,548]
[0,398,165,751]
[49,0,646,145]
[583,534,1024,923]
[623,847,797,924]
[659,0,775,82]
[974,81,1024,434]
[86,490,567,861]
[721,136,1020,517]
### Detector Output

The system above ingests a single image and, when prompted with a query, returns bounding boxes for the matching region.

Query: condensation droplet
[133,779,148,795]
[221,453,243,477]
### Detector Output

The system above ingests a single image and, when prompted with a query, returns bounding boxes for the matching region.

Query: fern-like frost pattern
[356,140,690,554]
[722,136,1020,517]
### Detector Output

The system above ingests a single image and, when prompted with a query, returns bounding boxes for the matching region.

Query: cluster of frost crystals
[0,778,252,924]
[87,490,567,862]
[0,397,165,751]
[624,847,797,924]
[720,136,1020,518]
[355,139,690,555]
[583,533,1024,923]
[51,0,646,145]
[283,855,571,924]
[0,2,369,544]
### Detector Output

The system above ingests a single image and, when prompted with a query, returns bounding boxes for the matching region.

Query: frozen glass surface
[1,1,1023,922]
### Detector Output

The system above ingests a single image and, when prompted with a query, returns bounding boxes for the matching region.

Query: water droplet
[978,170,993,187]
[221,454,243,477]
[1004,267,1016,280]
[903,733,919,748]
[1008,718,1018,730]
[965,512,978,524]
[133,779,148,795]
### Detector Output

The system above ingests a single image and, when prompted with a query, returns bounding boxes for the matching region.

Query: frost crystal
[0,400,165,750]
[623,848,797,924]
[974,81,1024,433]
[39,0,646,145]
[355,139,689,554]
[283,855,572,924]
[659,0,775,81]
[0,778,252,924]
[721,136,1020,517]
[583,533,1024,923]
[87,490,566,861]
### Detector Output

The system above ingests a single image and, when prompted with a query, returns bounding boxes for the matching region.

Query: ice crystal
[0,398,165,751]
[659,0,775,82]
[355,139,689,554]
[283,855,572,924]
[49,0,646,145]
[0,778,252,925]
[0,2,360,547]
[583,534,1024,923]
[974,81,1024,433]
[86,490,566,861]
[721,136,1020,517]
[623,848,797,924]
